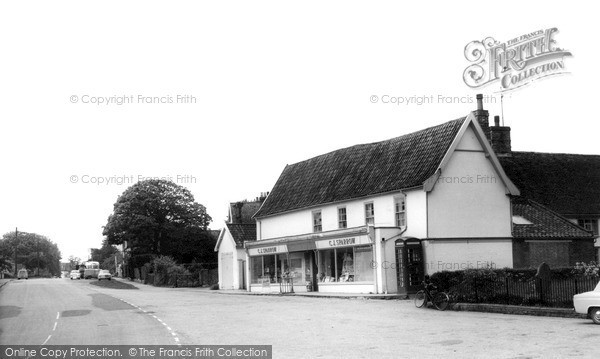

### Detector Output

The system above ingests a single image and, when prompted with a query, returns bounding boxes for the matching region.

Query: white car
[17,269,28,280]
[573,281,600,324]
[98,270,112,281]
[69,270,80,280]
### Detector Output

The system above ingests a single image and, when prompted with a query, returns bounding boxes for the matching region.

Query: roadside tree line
[0,231,61,276]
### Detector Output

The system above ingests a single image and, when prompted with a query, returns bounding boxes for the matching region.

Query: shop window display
[317,246,373,283]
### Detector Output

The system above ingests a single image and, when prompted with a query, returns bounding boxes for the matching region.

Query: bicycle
[414,283,450,311]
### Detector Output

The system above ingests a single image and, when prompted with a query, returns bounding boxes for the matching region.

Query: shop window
[338,207,347,229]
[251,256,263,284]
[337,247,354,282]
[313,211,322,232]
[250,255,280,284]
[354,246,374,282]
[317,246,373,283]
[365,203,374,225]
[394,195,406,227]
[264,255,276,282]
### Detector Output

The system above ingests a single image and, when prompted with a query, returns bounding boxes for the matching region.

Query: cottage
[215,197,265,290]
[244,95,596,295]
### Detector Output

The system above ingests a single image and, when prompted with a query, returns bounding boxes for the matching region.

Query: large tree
[91,238,117,263]
[102,179,212,265]
[0,231,62,276]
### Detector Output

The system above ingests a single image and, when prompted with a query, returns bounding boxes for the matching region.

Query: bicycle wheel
[433,292,449,311]
[414,290,427,308]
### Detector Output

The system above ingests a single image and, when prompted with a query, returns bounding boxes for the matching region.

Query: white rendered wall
[427,125,512,238]
[422,239,513,274]
[258,190,427,240]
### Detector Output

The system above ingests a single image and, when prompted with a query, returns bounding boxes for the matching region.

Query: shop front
[245,227,376,294]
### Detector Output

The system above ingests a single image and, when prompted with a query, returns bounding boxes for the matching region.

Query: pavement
[118,278,585,318]
[0,278,13,289]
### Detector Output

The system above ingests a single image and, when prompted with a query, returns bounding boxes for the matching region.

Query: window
[394,195,406,227]
[317,246,373,283]
[578,219,598,235]
[365,203,374,225]
[250,255,282,284]
[338,207,347,229]
[313,211,322,232]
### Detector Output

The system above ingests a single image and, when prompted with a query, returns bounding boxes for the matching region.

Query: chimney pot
[494,115,500,126]
[476,94,483,111]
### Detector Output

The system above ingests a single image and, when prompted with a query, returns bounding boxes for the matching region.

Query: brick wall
[512,239,595,268]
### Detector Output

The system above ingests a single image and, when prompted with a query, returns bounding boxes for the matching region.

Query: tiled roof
[225,223,257,248]
[500,152,600,216]
[512,198,593,239]
[254,118,465,217]
[209,229,221,239]
[229,201,262,223]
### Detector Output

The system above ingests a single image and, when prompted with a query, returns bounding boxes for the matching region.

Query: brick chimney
[473,94,491,142]
[232,202,244,223]
[489,115,512,156]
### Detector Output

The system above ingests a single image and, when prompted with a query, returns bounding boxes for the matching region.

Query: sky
[1,1,597,261]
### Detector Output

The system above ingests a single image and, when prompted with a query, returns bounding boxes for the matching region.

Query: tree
[91,239,117,263]
[102,179,212,265]
[0,231,62,276]
[67,255,81,270]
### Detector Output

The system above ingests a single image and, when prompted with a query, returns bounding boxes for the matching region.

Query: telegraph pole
[14,227,18,275]
[37,238,40,276]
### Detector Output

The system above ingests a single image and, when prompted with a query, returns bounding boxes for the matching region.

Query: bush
[572,262,600,277]
[151,255,189,286]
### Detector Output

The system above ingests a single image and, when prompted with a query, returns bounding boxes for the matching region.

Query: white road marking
[53,322,57,331]
[56,312,59,320]
[42,335,52,345]
[100,293,181,345]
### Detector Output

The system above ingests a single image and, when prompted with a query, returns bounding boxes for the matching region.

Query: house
[499,152,600,261]
[214,195,266,290]
[246,95,596,295]
[511,197,595,268]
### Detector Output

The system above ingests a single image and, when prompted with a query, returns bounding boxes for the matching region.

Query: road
[1,278,599,358]
[0,278,178,345]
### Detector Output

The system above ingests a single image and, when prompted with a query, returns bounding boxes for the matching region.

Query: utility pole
[14,227,18,275]
[37,237,40,276]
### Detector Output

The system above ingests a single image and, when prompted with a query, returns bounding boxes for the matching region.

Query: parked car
[98,270,112,281]
[573,280,600,324]
[70,270,81,280]
[17,269,28,280]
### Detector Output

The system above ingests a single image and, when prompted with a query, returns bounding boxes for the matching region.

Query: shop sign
[316,235,370,249]
[248,245,287,256]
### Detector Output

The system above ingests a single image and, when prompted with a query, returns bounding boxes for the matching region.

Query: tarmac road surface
[0,278,178,345]
[1,278,599,358]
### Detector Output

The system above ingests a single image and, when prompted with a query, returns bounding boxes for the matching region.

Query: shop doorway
[395,237,424,294]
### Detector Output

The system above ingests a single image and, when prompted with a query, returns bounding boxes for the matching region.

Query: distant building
[214,195,267,290]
